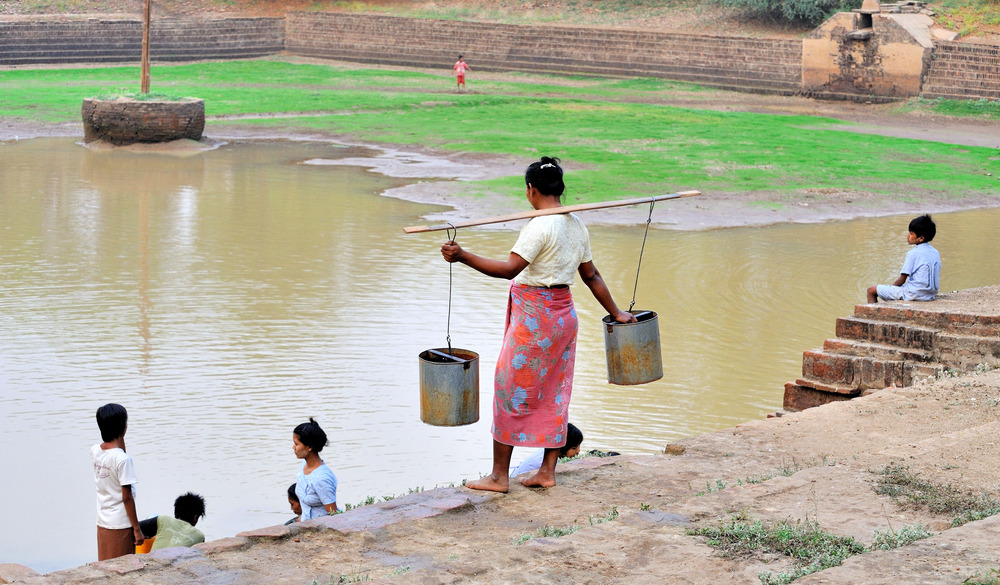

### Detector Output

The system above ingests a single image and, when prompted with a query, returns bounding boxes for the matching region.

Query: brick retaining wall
[2,13,999,102]
[285,12,803,95]
[921,41,1000,101]
[0,15,284,66]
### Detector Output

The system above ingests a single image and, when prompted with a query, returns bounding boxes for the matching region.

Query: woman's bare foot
[466,474,509,493]
[520,472,556,488]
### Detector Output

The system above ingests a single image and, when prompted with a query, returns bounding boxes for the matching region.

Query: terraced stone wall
[922,41,1000,101]
[285,12,803,95]
[0,16,284,66]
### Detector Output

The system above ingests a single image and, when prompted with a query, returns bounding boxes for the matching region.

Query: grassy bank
[2,59,999,202]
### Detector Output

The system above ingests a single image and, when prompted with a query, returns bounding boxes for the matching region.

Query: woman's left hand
[613,310,637,323]
[441,240,464,263]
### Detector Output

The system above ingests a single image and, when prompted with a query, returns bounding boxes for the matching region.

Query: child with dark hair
[867,214,941,303]
[452,55,470,90]
[92,403,144,560]
[510,423,584,477]
[139,492,207,552]
[292,418,338,519]
[285,483,302,525]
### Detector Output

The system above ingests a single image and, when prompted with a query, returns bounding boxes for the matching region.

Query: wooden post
[140,0,151,94]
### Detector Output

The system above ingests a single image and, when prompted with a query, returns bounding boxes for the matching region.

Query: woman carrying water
[441,156,635,492]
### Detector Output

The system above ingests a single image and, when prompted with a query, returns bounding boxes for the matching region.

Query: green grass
[689,514,866,584]
[873,463,1000,527]
[3,59,999,203]
[691,513,934,584]
[901,97,1000,119]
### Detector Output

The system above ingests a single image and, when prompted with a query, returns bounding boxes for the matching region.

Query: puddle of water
[2,137,998,573]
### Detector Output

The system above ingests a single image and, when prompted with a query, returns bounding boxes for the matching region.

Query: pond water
[1,137,999,573]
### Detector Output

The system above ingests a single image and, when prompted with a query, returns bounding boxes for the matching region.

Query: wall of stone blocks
[0,16,285,66]
[921,41,1000,101]
[285,12,804,95]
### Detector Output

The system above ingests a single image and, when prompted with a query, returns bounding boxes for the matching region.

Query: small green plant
[870,524,933,550]
[873,464,1000,526]
[589,506,619,525]
[389,565,411,576]
[513,524,581,545]
[696,479,728,495]
[965,567,1000,585]
[639,503,652,511]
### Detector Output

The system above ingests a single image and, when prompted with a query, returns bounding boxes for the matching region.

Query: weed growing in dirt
[965,567,1000,585]
[513,524,581,545]
[873,463,1000,526]
[588,506,619,525]
[688,513,865,584]
[870,524,933,550]
[696,479,728,495]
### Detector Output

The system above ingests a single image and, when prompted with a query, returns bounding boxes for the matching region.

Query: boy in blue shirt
[867,214,940,303]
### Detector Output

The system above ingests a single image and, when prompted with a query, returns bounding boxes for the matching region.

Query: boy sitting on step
[867,214,940,303]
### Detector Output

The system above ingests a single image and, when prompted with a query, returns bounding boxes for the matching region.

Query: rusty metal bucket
[419,348,480,426]
[602,310,663,385]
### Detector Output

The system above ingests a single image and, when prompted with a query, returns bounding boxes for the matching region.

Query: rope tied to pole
[628,197,655,313]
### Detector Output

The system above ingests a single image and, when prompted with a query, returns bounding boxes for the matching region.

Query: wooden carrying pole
[403,190,700,234]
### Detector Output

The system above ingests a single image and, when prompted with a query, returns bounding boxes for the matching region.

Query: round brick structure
[81,97,205,144]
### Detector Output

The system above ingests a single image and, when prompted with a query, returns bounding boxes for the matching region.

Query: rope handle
[445,224,456,353]
[628,197,655,313]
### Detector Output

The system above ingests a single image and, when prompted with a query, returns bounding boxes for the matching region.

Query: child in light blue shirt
[868,214,940,303]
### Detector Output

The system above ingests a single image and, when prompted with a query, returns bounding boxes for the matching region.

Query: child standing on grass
[92,403,144,561]
[867,214,940,303]
[453,55,470,90]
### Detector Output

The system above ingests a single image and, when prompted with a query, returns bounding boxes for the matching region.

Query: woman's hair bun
[525,156,565,197]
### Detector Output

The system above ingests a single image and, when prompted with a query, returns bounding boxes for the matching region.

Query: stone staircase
[285,12,803,95]
[921,41,1000,101]
[784,286,1000,411]
[0,16,284,66]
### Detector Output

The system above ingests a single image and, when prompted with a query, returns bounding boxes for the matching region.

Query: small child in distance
[867,214,940,303]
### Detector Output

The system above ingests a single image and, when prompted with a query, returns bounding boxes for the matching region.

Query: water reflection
[1,138,998,573]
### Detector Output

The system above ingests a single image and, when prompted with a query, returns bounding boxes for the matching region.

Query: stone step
[782,380,856,411]
[852,304,1000,336]
[822,338,933,361]
[935,333,1000,369]
[835,317,937,350]
[801,349,911,390]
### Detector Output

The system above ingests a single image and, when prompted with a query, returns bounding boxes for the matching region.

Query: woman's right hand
[613,310,637,324]
[441,240,464,263]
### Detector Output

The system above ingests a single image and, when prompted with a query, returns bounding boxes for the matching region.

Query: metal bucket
[418,348,480,426]
[602,310,663,385]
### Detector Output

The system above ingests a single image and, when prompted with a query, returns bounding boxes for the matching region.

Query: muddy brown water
[2,137,999,573]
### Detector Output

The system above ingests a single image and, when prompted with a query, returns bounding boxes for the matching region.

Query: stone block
[783,381,855,411]
[236,524,290,539]
[0,564,38,584]
[193,536,250,555]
